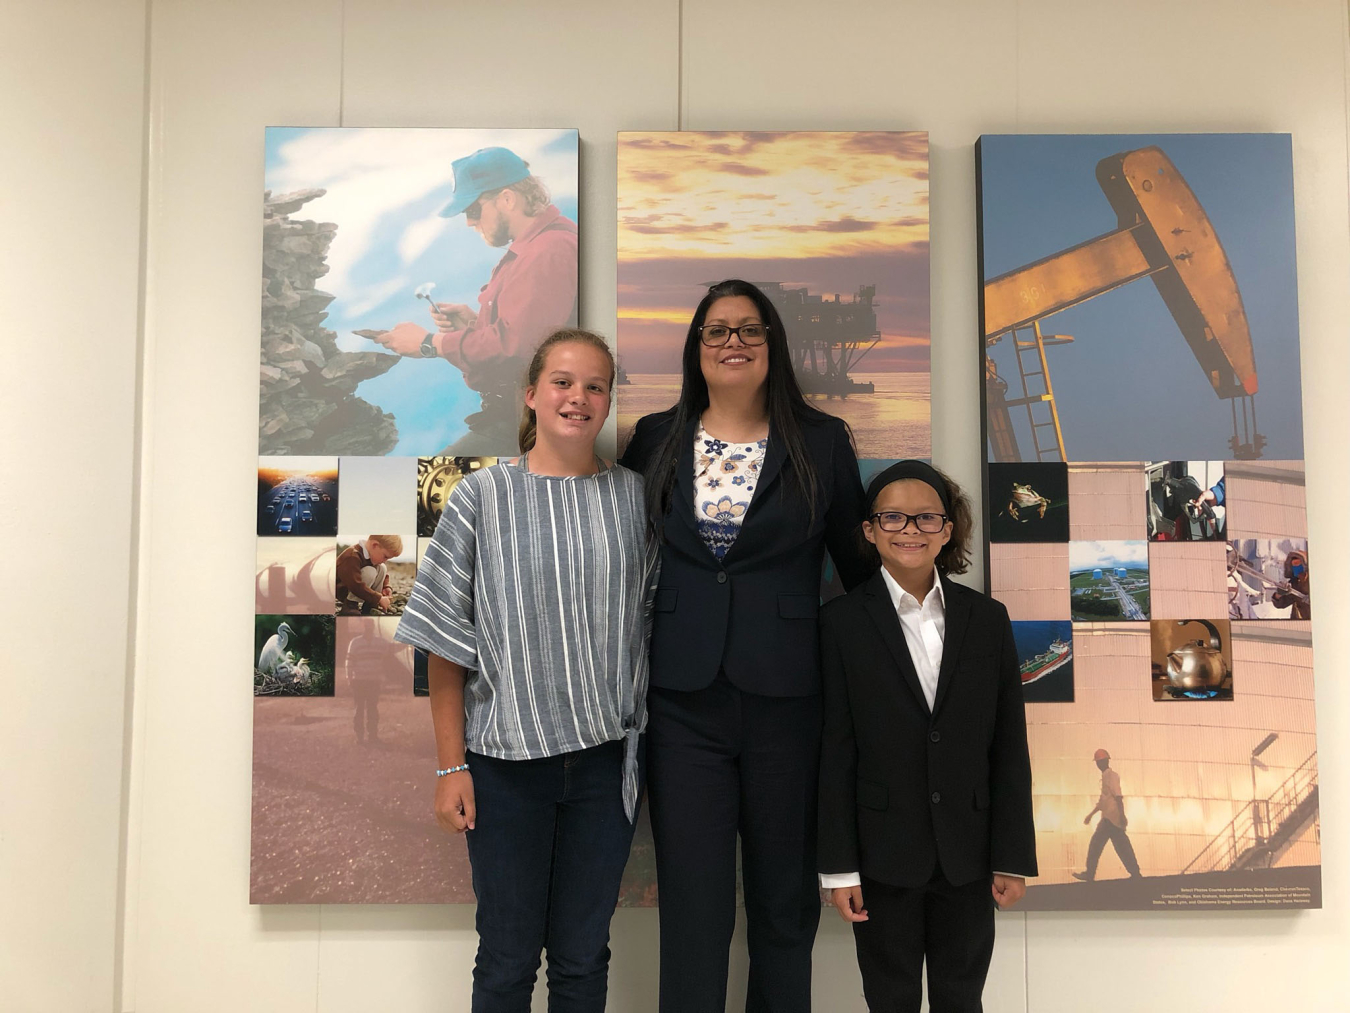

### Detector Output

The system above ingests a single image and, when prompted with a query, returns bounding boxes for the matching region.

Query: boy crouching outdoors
[337,535,401,615]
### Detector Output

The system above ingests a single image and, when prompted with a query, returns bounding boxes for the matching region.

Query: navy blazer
[817,570,1038,887]
[620,407,871,697]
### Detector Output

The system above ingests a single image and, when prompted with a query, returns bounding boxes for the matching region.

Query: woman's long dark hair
[642,279,838,536]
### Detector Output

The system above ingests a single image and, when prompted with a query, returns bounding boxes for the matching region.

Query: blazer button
[931,791,942,804]
[717,571,727,584]
[929,730,941,743]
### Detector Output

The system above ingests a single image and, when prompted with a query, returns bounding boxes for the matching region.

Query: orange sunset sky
[617,131,930,373]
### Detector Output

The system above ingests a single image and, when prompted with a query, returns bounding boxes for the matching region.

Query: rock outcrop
[260,188,400,455]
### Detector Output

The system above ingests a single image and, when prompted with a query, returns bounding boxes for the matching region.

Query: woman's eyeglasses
[699,323,768,347]
[869,511,949,533]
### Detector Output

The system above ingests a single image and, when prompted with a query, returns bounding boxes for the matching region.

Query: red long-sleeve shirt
[433,204,578,392]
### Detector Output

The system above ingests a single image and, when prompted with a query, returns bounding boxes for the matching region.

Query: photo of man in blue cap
[375,145,578,453]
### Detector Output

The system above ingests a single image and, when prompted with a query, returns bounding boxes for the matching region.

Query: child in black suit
[817,461,1037,1012]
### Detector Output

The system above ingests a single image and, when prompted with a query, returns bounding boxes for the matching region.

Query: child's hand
[831,886,868,923]
[434,772,476,834]
[992,874,1026,909]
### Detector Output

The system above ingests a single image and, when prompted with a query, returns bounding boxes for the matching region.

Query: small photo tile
[1069,540,1149,621]
[1145,461,1226,542]
[1150,619,1233,701]
[257,456,339,536]
[988,462,1069,543]
[335,535,416,617]
[1014,620,1074,703]
[254,614,336,696]
[418,457,498,536]
[1227,538,1310,619]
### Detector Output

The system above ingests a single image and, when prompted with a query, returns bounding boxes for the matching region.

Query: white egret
[258,621,295,673]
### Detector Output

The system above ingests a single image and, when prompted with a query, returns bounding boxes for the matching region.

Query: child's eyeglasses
[869,511,948,533]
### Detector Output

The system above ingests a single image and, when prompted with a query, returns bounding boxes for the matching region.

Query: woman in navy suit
[621,279,872,1013]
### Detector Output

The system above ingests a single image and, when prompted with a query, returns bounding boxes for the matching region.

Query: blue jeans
[465,739,640,1013]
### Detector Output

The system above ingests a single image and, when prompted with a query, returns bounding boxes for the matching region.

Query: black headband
[865,460,953,518]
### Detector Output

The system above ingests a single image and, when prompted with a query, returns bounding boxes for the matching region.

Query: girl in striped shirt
[397,328,657,1013]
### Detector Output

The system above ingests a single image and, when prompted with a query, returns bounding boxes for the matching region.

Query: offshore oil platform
[757,282,880,397]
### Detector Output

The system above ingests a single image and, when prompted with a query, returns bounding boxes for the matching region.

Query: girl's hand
[434,771,476,833]
[831,886,868,923]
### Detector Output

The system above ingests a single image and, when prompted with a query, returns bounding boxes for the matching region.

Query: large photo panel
[977,134,1319,911]
[253,127,577,905]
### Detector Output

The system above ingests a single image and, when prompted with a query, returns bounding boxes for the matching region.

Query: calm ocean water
[617,373,931,459]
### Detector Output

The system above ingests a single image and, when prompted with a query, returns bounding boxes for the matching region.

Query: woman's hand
[830,886,868,923]
[434,771,476,833]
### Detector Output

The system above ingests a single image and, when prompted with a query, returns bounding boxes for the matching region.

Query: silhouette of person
[1074,748,1141,881]
[346,623,401,744]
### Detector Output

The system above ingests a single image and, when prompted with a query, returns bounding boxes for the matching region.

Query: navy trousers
[465,739,638,1013]
[647,675,823,1013]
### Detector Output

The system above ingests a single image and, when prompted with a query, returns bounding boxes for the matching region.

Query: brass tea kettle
[1165,620,1229,692]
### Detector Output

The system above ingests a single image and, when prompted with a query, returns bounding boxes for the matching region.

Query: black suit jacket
[817,570,1038,887]
[620,407,871,697]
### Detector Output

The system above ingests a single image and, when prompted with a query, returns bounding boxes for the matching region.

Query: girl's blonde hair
[518,329,616,453]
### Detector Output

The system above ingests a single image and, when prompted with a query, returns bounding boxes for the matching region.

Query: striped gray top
[395,457,658,820]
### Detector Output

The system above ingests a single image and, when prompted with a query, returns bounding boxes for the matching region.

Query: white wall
[3,1,1348,1010]
[0,2,146,1011]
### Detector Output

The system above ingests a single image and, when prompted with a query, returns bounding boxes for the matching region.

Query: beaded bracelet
[435,763,470,777]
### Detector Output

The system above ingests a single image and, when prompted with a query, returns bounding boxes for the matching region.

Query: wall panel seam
[114,1,156,1009]
[677,0,684,129]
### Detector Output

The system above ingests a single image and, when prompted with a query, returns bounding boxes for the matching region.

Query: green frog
[1006,482,1051,522]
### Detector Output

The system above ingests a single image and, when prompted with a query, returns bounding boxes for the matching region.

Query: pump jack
[981,145,1264,462]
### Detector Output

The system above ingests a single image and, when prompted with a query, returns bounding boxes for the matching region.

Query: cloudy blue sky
[1069,539,1149,573]
[265,128,578,455]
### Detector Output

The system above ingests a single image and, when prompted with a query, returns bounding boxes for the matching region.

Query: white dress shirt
[819,570,945,892]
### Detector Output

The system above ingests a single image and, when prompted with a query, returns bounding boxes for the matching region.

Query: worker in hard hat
[1073,749,1141,882]
[1272,547,1311,620]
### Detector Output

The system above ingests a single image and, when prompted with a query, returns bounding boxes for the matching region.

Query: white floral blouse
[693,421,769,560]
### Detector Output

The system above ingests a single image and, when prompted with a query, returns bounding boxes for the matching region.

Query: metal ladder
[1002,320,1067,462]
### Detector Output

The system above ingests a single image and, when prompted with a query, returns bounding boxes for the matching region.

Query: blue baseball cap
[439,147,531,218]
